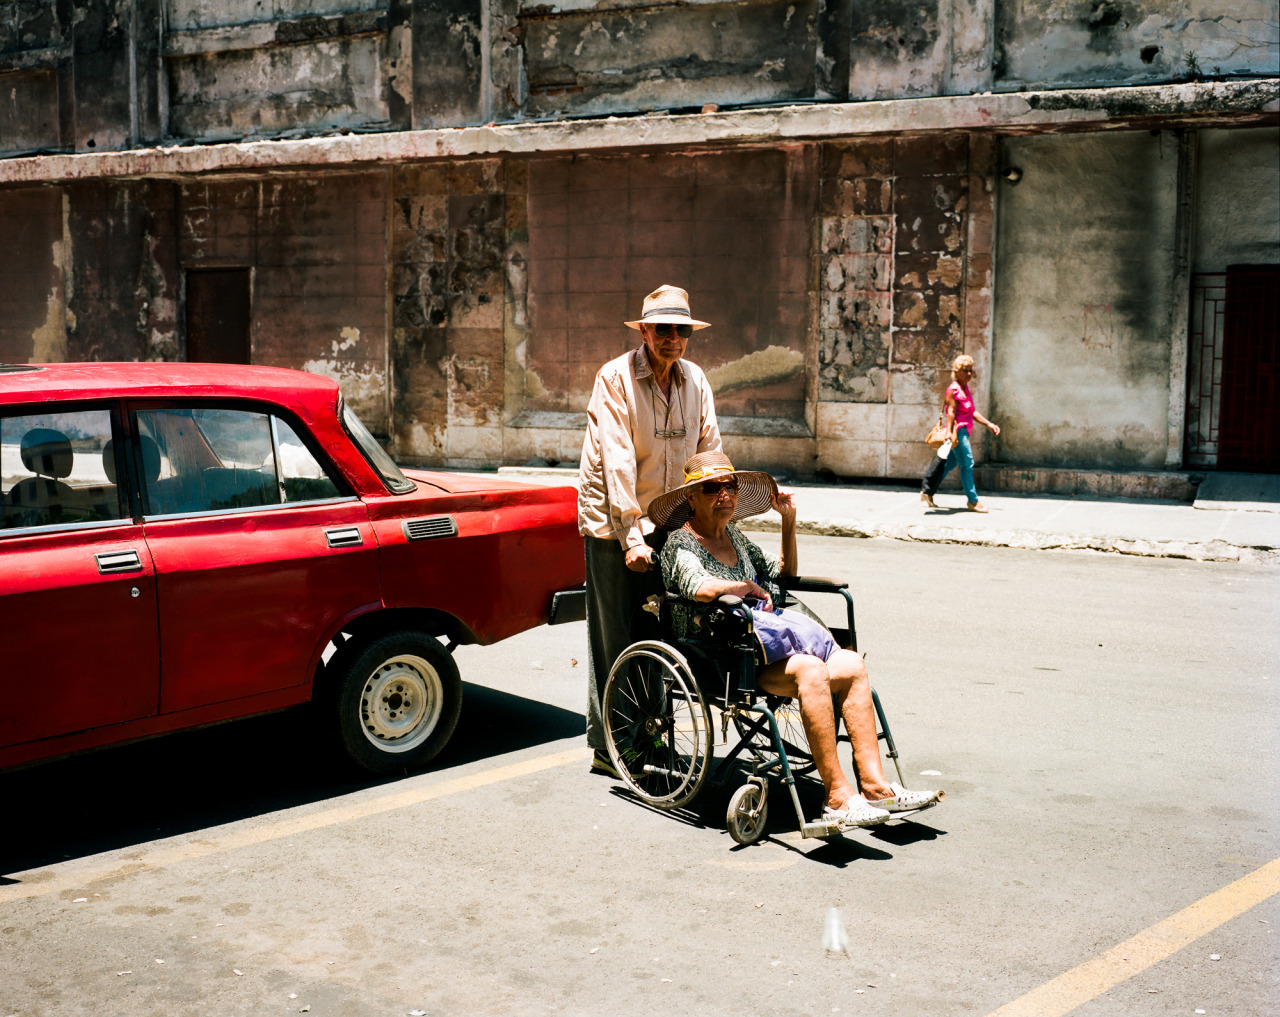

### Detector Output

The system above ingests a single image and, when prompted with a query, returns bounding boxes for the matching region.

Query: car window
[135,407,345,516]
[137,407,279,515]
[0,408,126,530]
[274,417,342,502]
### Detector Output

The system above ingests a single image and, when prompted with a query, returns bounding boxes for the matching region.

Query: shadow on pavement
[606,773,900,865]
[0,682,583,876]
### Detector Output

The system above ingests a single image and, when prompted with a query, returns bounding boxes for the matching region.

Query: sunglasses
[652,323,693,339]
[699,479,738,496]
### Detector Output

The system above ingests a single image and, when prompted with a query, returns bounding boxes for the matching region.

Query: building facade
[1,1,1277,487]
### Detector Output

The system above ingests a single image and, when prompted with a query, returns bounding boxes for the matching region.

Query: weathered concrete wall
[519,0,819,118]
[0,187,67,363]
[2,2,1275,158]
[815,133,995,479]
[389,159,507,464]
[1193,126,1280,273]
[990,131,1179,469]
[65,180,180,362]
[849,0,995,100]
[994,0,1279,89]
[179,173,390,427]
[518,148,814,421]
[165,10,391,142]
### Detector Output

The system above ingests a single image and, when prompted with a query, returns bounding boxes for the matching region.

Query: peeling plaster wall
[66,180,181,361]
[849,0,995,99]
[1193,126,1280,273]
[990,131,1179,469]
[994,0,1279,88]
[2,1,1276,158]
[519,0,819,118]
[815,133,995,479]
[0,187,67,363]
[179,173,389,428]
[167,29,390,142]
[390,160,507,465]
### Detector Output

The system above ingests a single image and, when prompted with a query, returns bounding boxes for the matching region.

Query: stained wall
[989,131,1181,469]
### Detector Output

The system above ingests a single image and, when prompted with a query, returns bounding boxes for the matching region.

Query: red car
[0,362,583,773]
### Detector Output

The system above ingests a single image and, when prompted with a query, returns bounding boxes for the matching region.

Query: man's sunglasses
[652,323,693,339]
[699,479,738,496]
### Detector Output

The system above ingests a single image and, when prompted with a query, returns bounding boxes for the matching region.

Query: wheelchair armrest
[776,575,849,593]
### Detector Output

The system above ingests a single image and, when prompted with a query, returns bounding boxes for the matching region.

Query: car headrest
[20,428,74,479]
[102,436,162,485]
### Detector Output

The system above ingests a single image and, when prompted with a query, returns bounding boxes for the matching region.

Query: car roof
[0,362,341,409]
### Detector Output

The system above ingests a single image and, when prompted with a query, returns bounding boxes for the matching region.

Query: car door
[131,403,381,713]
[0,404,160,747]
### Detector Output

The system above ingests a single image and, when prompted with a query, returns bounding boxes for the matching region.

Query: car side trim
[141,495,361,522]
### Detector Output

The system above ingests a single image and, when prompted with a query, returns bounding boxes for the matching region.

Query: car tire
[333,630,462,775]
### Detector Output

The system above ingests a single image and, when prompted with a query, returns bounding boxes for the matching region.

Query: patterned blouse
[659,524,782,604]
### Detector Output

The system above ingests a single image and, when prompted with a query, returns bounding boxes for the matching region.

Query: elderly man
[578,285,722,776]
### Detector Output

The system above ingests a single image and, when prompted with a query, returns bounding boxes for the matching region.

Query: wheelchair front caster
[726,780,769,846]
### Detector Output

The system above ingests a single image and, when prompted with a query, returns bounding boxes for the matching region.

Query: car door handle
[325,526,363,548]
[95,550,143,574]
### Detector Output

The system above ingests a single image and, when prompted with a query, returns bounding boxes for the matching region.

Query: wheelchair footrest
[800,819,846,839]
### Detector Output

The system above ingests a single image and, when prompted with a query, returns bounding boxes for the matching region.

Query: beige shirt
[578,346,721,549]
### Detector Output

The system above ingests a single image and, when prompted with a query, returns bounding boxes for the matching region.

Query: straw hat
[648,451,777,530]
[625,284,711,330]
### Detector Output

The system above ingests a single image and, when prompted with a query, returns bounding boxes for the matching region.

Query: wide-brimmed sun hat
[648,451,777,530]
[625,284,711,330]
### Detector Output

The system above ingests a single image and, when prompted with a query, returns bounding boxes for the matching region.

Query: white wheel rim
[358,653,444,753]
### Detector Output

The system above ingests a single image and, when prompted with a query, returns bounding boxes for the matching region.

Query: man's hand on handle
[624,544,654,572]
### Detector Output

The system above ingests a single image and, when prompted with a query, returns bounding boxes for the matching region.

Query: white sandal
[866,783,945,813]
[823,796,891,829]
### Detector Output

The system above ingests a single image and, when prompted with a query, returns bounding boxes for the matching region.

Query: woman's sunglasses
[699,479,738,496]
[652,323,693,339]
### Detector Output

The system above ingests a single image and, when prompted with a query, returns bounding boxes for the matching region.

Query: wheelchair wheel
[726,781,768,846]
[734,696,817,777]
[603,641,713,811]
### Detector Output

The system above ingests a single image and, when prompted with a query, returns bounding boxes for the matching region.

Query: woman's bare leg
[824,649,894,801]
[757,656,857,810]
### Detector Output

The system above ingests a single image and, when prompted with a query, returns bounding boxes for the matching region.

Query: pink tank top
[948,382,975,432]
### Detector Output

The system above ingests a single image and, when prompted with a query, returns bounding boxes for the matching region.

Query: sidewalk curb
[741,518,1280,566]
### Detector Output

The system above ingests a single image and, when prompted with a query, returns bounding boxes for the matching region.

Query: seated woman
[650,451,942,829]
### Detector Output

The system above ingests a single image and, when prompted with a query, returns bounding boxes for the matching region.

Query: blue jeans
[933,428,979,503]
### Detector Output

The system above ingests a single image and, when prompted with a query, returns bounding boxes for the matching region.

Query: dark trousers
[584,533,665,751]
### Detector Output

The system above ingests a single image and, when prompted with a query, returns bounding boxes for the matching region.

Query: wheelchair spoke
[603,642,712,810]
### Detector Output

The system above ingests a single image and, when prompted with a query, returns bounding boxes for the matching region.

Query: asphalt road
[2,538,1277,1017]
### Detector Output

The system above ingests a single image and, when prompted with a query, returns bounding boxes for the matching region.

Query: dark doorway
[1186,265,1280,473]
[185,268,251,364]
[1217,265,1279,473]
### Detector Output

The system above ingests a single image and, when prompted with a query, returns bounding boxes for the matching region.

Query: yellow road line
[1,746,590,906]
[985,856,1280,1017]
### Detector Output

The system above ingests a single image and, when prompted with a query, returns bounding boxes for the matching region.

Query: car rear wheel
[333,631,462,774]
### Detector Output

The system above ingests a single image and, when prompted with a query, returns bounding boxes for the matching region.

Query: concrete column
[1166,130,1197,468]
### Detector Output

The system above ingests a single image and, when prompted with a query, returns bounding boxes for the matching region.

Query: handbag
[925,415,949,449]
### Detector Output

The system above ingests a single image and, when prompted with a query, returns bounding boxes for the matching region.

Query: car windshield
[342,402,415,494]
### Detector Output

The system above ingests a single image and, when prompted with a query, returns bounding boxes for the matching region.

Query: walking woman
[921,354,1000,512]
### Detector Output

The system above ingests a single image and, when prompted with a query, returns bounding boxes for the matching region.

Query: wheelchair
[602,575,917,846]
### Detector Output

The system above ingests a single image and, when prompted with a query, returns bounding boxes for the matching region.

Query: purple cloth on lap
[750,606,838,665]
